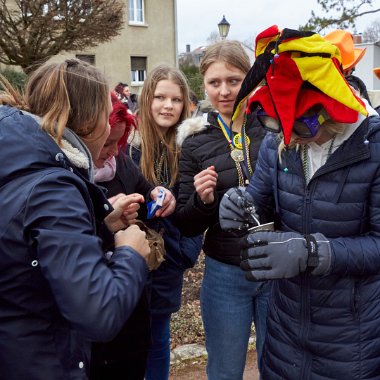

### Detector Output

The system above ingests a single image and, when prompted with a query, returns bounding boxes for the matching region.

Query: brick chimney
[186,44,191,53]
[353,34,363,44]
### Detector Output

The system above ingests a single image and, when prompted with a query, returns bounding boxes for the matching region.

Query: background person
[371,67,380,114]
[175,40,268,380]
[324,29,366,77]
[90,93,175,380]
[324,29,372,104]
[128,64,203,380]
[114,82,137,113]
[0,59,151,379]
[189,90,199,117]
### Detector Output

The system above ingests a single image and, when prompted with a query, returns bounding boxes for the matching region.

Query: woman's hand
[114,224,151,261]
[194,166,218,205]
[150,186,176,218]
[105,193,145,232]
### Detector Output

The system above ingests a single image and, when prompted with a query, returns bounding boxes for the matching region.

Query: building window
[76,54,95,65]
[131,56,147,84]
[128,0,144,24]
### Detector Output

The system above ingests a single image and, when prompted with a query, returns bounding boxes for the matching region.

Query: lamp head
[218,15,230,40]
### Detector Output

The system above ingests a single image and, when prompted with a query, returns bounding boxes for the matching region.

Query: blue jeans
[145,314,171,380]
[201,256,270,380]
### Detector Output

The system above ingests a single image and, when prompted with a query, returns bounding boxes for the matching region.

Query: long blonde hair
[138,64,190,187]
[0,59,109,145]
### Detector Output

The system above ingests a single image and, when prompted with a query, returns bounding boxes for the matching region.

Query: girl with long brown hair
[128,64,202,380]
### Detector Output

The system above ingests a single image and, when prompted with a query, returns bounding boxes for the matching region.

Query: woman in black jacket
[90,93,175,380]
[175,40,269,380]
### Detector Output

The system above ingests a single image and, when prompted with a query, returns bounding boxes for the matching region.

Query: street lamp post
[218,15,230,40]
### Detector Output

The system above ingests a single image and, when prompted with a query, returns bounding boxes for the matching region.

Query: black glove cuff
[304,234,319,269]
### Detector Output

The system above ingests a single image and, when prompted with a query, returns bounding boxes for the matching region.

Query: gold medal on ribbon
[233,133,250,150]
[230,149,244,162]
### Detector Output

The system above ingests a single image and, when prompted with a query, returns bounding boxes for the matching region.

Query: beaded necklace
[154,146,170,186]
[302,134,336,183]
[218,114,253,186]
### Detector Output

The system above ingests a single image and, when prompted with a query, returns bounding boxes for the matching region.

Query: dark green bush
[180,63,204,100]
[0,68,27,92]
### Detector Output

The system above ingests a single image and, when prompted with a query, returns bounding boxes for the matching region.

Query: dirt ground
[170,253,206,349]
[169,350,259,380]
[169,252,259,379]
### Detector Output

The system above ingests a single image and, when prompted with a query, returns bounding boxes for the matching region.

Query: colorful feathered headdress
[232,25,368,145]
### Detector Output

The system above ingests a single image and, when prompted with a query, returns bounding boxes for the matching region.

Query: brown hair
[138,64,190,187]
[0,59,109,145]
[200,40,251,77]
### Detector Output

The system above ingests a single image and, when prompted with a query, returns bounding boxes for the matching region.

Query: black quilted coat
[247,116,380,379]
[175,112,265,266]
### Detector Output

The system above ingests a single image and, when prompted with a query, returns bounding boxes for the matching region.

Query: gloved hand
[219,187,260,231]
[240,231,332,281]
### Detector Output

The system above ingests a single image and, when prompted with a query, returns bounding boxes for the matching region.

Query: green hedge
[0,68,27,91]
[180,64,204,100]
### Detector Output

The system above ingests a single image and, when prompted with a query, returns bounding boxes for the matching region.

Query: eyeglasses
[257,108,329,138]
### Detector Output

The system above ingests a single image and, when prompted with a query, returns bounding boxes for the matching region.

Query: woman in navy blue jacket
[220,27,380,379]
[0,59,154,380]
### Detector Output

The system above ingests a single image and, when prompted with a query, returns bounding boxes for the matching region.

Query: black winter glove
[219,187,260,231]
[240,231,332,281]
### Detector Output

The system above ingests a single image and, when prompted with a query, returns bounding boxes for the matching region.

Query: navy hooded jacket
[0,106,148,379]
[247,115,380,379]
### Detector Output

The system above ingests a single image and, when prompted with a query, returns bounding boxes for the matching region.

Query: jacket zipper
[299,184,312,379]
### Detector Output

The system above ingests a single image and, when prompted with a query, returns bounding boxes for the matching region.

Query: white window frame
[128,0,144,25]
[131,69,146,85]
[130,56,147,85]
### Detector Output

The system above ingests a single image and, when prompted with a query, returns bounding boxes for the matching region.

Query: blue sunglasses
[257,108,329,138]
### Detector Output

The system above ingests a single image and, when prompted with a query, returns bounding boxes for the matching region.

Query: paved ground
[169,349,259,380]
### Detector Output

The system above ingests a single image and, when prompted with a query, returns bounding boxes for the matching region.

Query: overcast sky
[176,0,380,53]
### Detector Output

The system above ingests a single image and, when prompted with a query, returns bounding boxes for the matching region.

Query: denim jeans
[201,256,270,380]
[145,314,171,380]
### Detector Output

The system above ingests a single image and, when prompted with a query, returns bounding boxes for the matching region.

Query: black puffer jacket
[127,140,203,314]
[175,112,265,265]
[248,115,380,379]
[91,154,153,379]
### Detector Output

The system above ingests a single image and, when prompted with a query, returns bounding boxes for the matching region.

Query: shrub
[0,68,27,91]
[180,63,204,100]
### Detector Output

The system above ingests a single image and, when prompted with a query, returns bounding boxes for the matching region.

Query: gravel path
[169,349,259,379]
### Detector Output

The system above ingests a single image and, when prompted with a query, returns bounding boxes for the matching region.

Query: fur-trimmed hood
[176,114,209,147]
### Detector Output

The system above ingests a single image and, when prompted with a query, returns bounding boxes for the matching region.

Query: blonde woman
[0,59,152,379]
[175,40,268,379]
[128,64,203,380]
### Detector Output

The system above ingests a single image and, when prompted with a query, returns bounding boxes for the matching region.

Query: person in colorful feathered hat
[219,25,380,379]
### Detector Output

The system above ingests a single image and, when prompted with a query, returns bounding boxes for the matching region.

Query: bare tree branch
[363,19,380,41]
[300,0,380,33]
[0,0,125,72]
